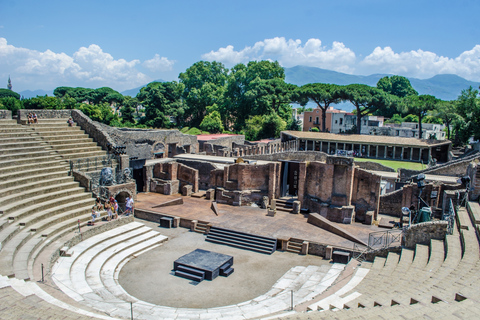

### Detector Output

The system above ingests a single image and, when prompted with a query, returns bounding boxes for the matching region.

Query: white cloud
[143,54,175,72]
[202,37,357,73]
[359,45,480,81]
[0,38,173,91]
[202,37,480,82]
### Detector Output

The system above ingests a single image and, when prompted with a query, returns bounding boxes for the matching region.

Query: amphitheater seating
[3,116,480,319]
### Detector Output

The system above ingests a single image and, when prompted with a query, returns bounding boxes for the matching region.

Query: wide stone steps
[0,180,81,209]
[55,146,103,155]
[0,154,63,169]
[50,224,352,319]
[206,226,277,254]
[0,145,53,156]
[46,137,94,145]
[0,158,67,176]
[1,176,75,198]
[61,151,110,160]
[0,164,69,182]
[49,142,99,150]
[0,197,95,250]
[31,125,82,132]
[35,129,88,137]
[0,170,70,190]
[5,190,92,221]
[0,140,48,149]
[0,149,58,162]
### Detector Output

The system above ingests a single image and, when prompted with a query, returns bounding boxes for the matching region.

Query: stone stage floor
[135,192,379,249]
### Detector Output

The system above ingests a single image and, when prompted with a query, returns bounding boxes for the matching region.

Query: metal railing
[367,229,404,250]
[443,198,456,235]
[69,154,119,174]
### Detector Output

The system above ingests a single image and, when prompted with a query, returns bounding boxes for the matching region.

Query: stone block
[267,208,276,217]
[205,188,215,200]
[182,184,193,196]
[190,220,198,232]
[261,196,269,209]
[173,217,180,228]
[325,246,333,260]
[364,211,374,225]
[292,200,301,214]
[301,241,309,255]
[270,199,277,211]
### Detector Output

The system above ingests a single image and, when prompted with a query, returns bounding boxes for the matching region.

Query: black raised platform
[206,226,277,254]
[173,249,234,282]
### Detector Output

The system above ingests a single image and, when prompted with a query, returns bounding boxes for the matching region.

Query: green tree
[404,94,439,139]
[297,83,340,132]
[377,75,418,98]
[137,81,184,128]
[179,61,228,127]
[243,115,264,141]
[455,86,480,143]
[22,95,62,109]
[224,60,286,131]
[0,97,23,113]
[120,96,138,124]
[0,89,20,100]
[199,109,224,133]
[338,84,393,134]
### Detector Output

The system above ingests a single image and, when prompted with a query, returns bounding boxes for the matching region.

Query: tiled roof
[282,131,451,148]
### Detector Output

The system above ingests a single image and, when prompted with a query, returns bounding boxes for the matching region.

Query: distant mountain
[121,79,166,97]
[284,66,480,102]
[18,89,53,99]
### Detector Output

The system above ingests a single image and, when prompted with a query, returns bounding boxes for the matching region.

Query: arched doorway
[115,191,130,214]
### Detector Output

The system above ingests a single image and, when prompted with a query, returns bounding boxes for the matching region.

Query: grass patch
[354,158,425,171]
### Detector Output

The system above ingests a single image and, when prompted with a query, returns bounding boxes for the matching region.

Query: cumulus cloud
[143,54,175,72]
[0,38,174,91]
[202,37,356,73]
[359,45,480,81]
[203,37,480,82]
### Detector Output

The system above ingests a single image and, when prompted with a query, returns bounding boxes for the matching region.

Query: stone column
[384,146,387,159]
[410,147,413,161]
[327,142,331,154]
[376,145,379,158]
[419,148,423,161]
[401,147,404,160]
[367,144,370,157]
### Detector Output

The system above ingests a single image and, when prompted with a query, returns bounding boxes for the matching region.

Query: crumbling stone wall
[0,110,11,119]
[199,135,245,152]
[18,109,72,120]
[72,109,198,160]
[351,168,381,222]
[175,159,218,190]
[177,164,199,193]
[403,220,448,249]
[379,188,404,216]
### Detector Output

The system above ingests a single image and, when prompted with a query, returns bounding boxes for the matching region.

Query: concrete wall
[403,220,448,249]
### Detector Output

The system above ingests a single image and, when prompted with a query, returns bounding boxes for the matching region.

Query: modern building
[281,130,451,163]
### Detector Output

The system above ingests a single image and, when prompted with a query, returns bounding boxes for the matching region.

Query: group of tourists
[91,195,134,224]
[27,112,38,124]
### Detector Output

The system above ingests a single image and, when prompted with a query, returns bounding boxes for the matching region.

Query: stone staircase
[29,118,117,174]
[281,200,480,319]
[0,119,106,280]
[205,226,277,254]
[193,220,209,234]
[275,198,294,213]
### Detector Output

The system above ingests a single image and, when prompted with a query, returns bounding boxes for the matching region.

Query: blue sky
[1,0,479,92]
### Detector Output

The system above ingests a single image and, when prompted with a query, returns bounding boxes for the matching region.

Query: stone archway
[152,142,166,159]
[115,191,131,214]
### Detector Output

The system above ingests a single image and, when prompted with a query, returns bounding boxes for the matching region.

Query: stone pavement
[135,193,378,249]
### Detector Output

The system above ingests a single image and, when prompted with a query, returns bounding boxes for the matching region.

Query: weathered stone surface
[182,184,193,196]
[403,220,448,249]
[307,212,367,246]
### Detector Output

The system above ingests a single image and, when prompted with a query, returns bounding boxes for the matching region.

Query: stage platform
[174,249,234,282]
[135,193,379,249]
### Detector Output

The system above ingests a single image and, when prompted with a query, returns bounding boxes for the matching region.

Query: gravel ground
[119,219,331,309]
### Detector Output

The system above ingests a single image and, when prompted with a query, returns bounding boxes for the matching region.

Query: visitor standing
[105,202,112,221]
[113,200,118,219]
[125,196,134,216]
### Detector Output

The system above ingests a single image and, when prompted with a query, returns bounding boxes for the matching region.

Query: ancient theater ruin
[1,108,480,319]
